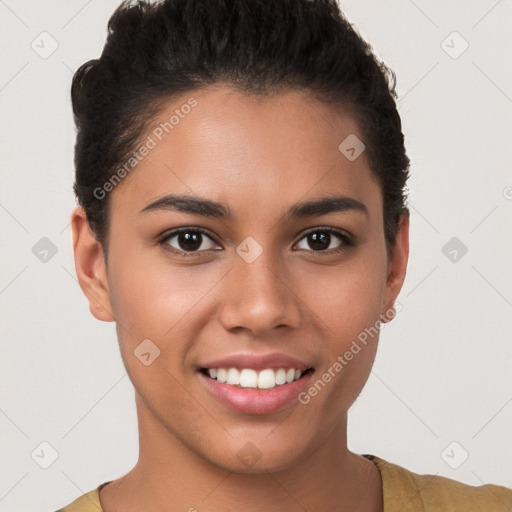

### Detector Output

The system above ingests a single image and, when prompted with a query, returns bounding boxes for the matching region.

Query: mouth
[199,366,315,390]
[197,366,316,415]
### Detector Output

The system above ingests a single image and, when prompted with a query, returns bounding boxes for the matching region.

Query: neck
[99,393,383,512]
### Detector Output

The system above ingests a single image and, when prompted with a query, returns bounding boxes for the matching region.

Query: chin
[201,434,313,474]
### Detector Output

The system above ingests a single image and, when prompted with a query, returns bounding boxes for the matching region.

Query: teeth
[205,367,306,389]
[240,369,258,388]
[227,367,241,385]
[257,369,275,389]
[275,368,287,385]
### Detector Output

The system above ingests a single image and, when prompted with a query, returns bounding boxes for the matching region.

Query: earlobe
[382,213,410,322]
[71,206,115,322]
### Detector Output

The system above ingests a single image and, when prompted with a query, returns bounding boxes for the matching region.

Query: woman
[57,0,512,510]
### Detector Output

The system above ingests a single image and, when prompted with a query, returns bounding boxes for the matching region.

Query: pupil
[179,232,202,251]
[309,232,330,251]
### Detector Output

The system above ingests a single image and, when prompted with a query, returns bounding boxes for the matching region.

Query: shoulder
[54,481,110,512]
[365,454,512,511]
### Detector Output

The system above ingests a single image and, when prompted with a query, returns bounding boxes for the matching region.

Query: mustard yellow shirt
[54,454,512,511]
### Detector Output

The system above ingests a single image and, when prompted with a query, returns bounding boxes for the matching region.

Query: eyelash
[157,226,355,257]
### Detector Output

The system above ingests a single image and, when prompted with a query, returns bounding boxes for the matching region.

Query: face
[72,85,409,473]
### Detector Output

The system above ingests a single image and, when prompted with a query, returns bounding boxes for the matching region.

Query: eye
[294,227,354,253]
[158,226,354,257]
[158,227,220,255]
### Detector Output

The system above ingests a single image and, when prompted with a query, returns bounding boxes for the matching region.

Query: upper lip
[200,353,313,372]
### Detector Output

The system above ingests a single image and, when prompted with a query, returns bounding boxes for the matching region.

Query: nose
[218,250,302,337]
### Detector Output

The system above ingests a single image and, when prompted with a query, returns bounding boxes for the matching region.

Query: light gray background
[1,1,511,511]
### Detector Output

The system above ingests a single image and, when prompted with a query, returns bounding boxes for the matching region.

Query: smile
[201,367,311,389]
[198,367,315,415]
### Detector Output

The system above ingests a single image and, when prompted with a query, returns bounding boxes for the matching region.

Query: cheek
[107,252,208,410]
[107,249,231,387]
[300,247,386,398]
[305,254,386,339]
[108,249,220,337]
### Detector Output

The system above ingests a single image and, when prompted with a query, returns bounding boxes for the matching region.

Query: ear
[381,212,410,323]
[71,206,115,322]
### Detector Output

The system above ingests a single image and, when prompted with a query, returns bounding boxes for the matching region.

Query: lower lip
[198,370,314,415]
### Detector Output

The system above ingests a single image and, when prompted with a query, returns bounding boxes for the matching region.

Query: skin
[72,84,409,512]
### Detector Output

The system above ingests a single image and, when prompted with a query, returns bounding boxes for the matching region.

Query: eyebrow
[139,194,369,220]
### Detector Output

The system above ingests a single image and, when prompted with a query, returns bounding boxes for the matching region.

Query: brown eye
[160,228,219,254]
[295,228,353,253]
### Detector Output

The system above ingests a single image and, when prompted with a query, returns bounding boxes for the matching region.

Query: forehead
[110,85,382,222]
